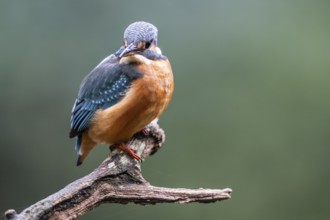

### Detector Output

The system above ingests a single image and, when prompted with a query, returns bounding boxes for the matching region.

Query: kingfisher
[69,21,174,166]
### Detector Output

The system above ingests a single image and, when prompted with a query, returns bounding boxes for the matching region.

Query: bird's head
[118,21,159,58]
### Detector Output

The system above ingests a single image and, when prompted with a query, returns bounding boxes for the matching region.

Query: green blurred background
[1,0,329,219]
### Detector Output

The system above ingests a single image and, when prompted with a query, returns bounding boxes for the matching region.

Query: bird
[69,21,174,166]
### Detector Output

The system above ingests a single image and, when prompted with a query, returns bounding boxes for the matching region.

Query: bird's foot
[140,128,149,136]
[134,128,149,138]
[117,143,141,161]
[133,128,149,139]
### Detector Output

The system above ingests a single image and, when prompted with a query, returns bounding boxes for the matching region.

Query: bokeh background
[1,0,329,219]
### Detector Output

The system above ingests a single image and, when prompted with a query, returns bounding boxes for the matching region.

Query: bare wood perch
[4,121,232,220]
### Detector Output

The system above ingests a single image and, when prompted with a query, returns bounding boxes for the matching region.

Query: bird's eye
[145,41,151,49]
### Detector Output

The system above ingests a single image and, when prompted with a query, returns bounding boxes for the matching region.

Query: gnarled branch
[4,121,232,220]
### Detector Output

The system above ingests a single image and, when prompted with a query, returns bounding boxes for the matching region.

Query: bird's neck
[119,54,152,65]
[119,46,167,65]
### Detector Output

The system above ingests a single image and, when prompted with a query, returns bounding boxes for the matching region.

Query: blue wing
[69,54,142,138]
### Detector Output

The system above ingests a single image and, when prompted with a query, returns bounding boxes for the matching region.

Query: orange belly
[88,58,174,144]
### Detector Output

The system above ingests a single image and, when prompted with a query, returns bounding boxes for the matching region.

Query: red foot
[117,143,141,161]
[140,128,149,136]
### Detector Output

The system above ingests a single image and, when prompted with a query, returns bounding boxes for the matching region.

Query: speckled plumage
[69,21,174,165]
[69,55,142,138]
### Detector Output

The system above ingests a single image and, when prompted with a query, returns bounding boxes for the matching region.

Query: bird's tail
[76,155,84,166]
[75,134,83,166]
[75,133,96,166]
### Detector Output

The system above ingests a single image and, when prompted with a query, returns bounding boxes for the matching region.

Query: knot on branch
[4,210,17,220]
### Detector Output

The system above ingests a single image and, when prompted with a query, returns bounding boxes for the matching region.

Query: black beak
[119,43,138,58]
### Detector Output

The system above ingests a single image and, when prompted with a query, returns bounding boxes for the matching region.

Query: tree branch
[4,121,232,220]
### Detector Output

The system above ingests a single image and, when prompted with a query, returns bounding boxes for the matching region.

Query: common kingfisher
[69,21,174,166]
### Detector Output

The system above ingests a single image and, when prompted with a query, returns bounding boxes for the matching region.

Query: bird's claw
[117,143,142,162]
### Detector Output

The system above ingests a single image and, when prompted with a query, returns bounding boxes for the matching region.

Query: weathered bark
[4,121,232,220]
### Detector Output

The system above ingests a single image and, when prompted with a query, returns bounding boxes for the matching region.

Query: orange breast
[88,58,174,144]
